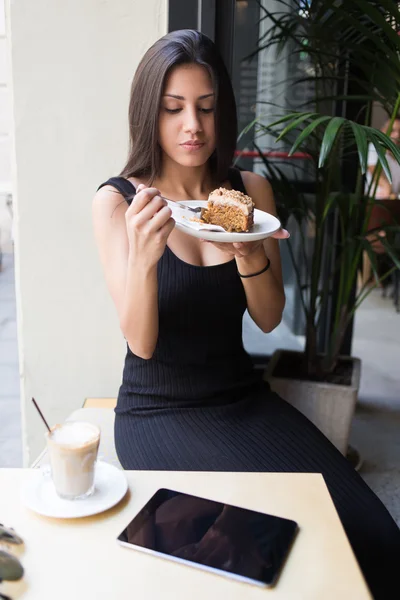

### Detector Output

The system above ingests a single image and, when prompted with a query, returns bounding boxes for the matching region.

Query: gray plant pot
[264,349,361,455]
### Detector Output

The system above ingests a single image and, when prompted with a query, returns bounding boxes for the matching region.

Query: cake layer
[201,187,255,232]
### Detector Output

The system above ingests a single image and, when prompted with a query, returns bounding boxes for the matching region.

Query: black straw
[31,397,51,433]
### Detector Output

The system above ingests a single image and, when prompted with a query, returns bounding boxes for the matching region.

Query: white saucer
[22,461,128,519]
[171,201,281,243]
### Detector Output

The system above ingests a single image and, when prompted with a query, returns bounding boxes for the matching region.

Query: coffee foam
[50,422,99,447]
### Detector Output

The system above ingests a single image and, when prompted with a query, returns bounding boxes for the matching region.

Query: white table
[0,469,371,599]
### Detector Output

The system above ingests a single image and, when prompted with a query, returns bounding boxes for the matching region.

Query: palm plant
[242,0,400,380]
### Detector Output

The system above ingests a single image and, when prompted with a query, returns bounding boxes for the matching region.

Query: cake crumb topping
[209,187,255,208]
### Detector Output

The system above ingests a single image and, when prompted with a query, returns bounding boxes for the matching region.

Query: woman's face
[158,63,216,169]
[383,118,400,145]
[391,120,400,145]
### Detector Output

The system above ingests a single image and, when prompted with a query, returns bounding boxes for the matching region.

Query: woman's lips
[180,142,205,152]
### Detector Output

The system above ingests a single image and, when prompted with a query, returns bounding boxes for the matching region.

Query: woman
[93,30,400,598]
[367,116,400,199]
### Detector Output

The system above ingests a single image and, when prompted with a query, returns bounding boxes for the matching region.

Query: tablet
[117,488,298,587]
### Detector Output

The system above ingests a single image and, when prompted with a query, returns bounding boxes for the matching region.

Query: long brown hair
[120,29,237,185]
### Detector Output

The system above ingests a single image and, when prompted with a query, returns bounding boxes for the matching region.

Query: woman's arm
[235,171,286,333]
[367,165,392,197]
[92,184,173,359]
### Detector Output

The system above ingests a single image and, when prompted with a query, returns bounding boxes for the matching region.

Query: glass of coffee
[45,421,101,500]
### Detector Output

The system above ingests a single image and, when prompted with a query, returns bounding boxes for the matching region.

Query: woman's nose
[183,108,202,133]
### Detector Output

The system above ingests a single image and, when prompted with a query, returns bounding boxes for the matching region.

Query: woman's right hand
[125,184,175,269]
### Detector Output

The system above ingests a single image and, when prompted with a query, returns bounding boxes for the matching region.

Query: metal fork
[161,196,203,214]
[125,192,203,213]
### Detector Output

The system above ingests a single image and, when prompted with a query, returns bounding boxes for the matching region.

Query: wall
[371,101,389,130]
[7,0,167,463]
[0,0,12,251]
[0,0,10,184]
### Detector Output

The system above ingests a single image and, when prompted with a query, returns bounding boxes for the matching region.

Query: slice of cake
[200,187,255,232]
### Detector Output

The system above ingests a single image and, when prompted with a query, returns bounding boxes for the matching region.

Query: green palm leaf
[275,113,318,142]
[349,122,369,174]
[318,117,345,168]
[289,116,331,155]
[367,131,392,182]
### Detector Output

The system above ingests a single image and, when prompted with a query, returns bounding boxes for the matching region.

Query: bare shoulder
[240,171,276,214]
[92,184,128,223]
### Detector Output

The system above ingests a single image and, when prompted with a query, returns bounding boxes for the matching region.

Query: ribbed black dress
[98,169,400,599]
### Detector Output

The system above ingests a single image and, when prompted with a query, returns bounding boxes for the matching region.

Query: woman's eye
[164,107,214,114]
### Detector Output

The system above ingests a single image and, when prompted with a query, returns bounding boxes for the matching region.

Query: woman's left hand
[201,227,290,258]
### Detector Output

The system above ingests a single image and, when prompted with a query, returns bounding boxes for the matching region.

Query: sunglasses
[0,524,24,596]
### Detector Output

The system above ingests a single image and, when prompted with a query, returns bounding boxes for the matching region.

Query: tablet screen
[117,488,298,587]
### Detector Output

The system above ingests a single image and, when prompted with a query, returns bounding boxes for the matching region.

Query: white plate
[22,461,128,519]
[171,200,281,243]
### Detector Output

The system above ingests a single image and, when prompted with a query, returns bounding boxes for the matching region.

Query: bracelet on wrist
[237,257,271,278]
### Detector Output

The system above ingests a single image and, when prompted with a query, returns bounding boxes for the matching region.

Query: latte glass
[46,421,101,500]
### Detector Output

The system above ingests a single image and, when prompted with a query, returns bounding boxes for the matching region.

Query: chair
[83,397,117,409]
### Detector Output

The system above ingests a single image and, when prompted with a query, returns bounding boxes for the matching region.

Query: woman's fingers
[146,205,174,232]
[201,241,266,256]
[128,187,161,215]
[271,228,290,239]
[132,196,168,226]
[206,242,239,256]
[159,216,176,237]
[233,242,263,256]
[233,242,246,252]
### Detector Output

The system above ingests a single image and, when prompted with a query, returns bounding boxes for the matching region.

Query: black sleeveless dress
[98,169,400,599]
